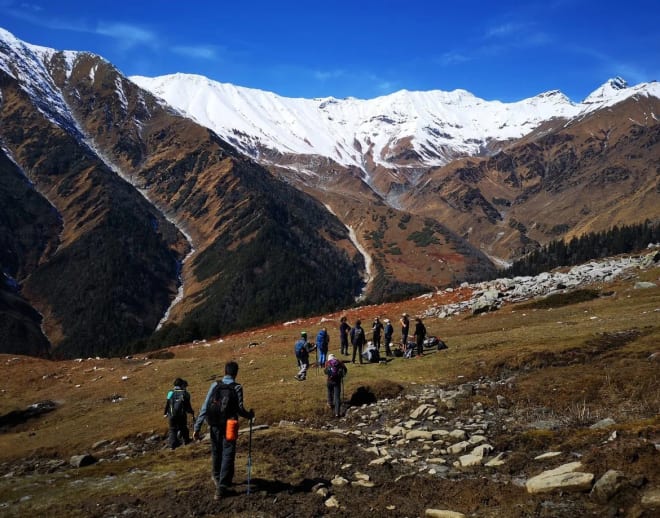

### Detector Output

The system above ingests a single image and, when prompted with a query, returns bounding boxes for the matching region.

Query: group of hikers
[295,313,428,375]
[163,312,429,501]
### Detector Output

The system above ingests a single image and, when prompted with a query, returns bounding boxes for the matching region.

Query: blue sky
[1,0,658,102]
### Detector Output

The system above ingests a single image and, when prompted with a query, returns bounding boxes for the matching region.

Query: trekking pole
[246,418,253,495]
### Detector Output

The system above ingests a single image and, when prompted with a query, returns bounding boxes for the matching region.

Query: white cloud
[172,45,218,60]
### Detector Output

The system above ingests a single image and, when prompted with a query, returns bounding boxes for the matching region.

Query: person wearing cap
[324,353,348,417]
[400,313,410,347]
[383,318,394,357]
[294,331,315,381]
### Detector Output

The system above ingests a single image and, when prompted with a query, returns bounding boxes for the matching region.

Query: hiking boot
[214,485,228,501]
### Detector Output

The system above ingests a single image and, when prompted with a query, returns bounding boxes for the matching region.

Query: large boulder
[526,462,594,494]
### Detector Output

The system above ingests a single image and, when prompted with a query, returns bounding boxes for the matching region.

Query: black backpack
[206,382,238,427]
[169,389,187,418]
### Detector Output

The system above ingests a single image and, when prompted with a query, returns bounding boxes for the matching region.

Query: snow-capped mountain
[130,73,660,177]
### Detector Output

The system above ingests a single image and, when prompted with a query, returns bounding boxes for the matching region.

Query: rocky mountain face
[0,30,390,357]
[134,74,660,264]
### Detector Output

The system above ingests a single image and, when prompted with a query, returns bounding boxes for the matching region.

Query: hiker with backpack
[163,378,194,450]
[324,353,347,417]
[339,316,350,356]
[372,317,384,353]
[413,317,427,357]
[193,361,255,501]
[383,318,394,357]
[350,319,366,364]
[316,327,330,367]
[294,331,316,381]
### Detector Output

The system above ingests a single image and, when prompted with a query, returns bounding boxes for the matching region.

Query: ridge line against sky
[0,0,658,103]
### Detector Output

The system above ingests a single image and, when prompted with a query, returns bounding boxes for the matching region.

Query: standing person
[339,316,351,356]
[164,378,195,450]
[316,327,330,367]
[324,353,348,417]
[400,313,410,347]
[372,317,384,352]
[383,318,394,357]
[413,317,427,357]
[294,331,315,381]
[192,361,255,501]
[350,319,366,364]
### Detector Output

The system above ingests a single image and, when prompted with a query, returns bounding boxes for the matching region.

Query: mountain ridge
[129,72,659,177]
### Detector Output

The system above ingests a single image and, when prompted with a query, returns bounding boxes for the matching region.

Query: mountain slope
[0,28,370,357]
[402,93,660,259]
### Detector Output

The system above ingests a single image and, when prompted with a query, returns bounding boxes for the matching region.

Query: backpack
[424,336,440,348]
[206,382,238,427]
[169,389,187,418]
[351,326,364,345]
[325,359,343,382]
[295,339,307,356]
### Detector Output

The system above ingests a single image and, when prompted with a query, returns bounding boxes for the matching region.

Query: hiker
[316,327,329,367]
[400,313,410,346]
[193,361,255,501]
[339,316,350,356]
[294,331,316,380]
[350,319,366,364]
[163,377,194,450]
[324,353,348,417]
[372,317,384,352]
[413,317,427,357]
[383,318,394,357]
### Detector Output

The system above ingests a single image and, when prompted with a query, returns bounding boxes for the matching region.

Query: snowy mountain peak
[132,72,650,173]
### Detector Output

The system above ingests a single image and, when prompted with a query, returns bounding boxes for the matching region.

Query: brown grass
[0,267,658,515]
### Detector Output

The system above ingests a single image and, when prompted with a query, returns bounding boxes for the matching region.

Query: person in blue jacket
[316,327,329,367]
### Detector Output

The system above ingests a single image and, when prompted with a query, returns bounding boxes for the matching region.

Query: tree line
[500,220,660,277]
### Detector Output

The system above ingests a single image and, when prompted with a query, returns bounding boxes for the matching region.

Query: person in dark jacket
[324,353,348,417]
[163,378,194,449]
[350,319,366,364]
[413,317,427,357]
[339,316,350,355]
[193,361,255,500]
[372,317,384,352]
[400,313,410,346]
[383,318,394,357]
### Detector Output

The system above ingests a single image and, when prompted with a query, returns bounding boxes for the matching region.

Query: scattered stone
[425,509,466,518]
[70,454,97,468]
[525,462,594,494]
[92,440,111,450]
[590,470,628,503]
[534,452,563,461]
[590,418,616,429]
[324,496,340,508]
[331,476,349,487]
[352,479,375,488]
[640,487,660,508]
[485,453,506,467]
